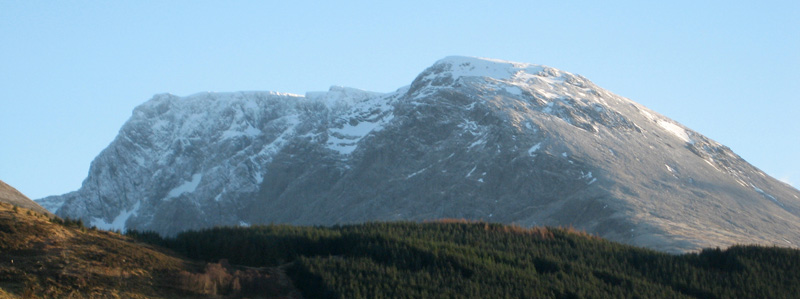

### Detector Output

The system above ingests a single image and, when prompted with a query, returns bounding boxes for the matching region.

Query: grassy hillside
[135,219,800,299]
[0,202,299,298]
[0,180,52,217]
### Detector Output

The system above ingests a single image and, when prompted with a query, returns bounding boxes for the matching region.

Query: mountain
[0,179,52,217]
[38,56,800,253]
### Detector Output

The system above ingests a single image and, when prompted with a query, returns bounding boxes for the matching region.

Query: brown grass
[0,202,300,298]
[487,224,556,240]
[426,218,599,240]
[425,218,479,224]
[558,224,599,239]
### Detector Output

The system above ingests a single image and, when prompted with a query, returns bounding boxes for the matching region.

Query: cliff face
[39,56,800,253]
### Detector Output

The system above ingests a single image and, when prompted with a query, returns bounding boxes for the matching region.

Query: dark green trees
[130,221,800,298]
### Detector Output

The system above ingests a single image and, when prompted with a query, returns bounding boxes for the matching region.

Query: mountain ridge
[38,56,800,253]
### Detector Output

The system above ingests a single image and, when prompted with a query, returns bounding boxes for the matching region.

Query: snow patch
[433,56,545,82]
[735,178,748,187]
[221,125,262,140]
[167,173,202,199]
[255,114,302,159]
[327,119,388,155]
[90,201,140,232]
[640,109,655,121]
[324,89,396,155]
[466,166,477,178]
[579,171,596,185]
[458,119,481,135]
[253,171,263,184]
[407,167,428,179]
[528,142,542,156]
[468,136,487,150]
[657,120,692,143]
[704,159,719,170]
[504,85,523,95]
[752,184,784,207]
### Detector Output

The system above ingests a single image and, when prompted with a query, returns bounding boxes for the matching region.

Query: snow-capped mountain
[38,56,800,252]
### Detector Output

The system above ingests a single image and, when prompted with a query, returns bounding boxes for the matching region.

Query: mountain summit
[38,56,800,252]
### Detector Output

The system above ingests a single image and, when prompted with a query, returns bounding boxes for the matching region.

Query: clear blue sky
[1,1,798,199]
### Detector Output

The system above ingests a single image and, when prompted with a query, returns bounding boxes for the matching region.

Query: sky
[1,1,798,199]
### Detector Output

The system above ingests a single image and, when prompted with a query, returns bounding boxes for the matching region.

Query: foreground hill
[39,56,800,252]
[0,202,299,298]
[0,180,51,217]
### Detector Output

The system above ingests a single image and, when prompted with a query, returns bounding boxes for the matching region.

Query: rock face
[0,179,52,216]
[38,56,800,252]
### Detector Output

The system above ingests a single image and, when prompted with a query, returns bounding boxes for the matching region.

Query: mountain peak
[430,56,556,81]
[408,56,583,97]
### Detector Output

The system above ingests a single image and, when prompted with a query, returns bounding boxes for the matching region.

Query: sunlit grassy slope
[0,202,299,298]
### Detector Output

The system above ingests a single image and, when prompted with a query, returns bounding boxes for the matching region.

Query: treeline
[128,221,800,298]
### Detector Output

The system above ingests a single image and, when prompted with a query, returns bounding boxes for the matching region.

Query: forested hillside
[131,220,800,298]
